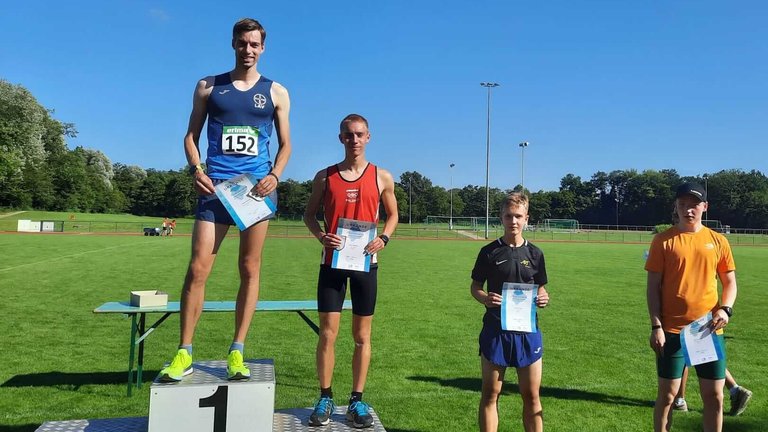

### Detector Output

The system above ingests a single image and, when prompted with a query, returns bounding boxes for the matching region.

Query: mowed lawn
[0,233,765,431]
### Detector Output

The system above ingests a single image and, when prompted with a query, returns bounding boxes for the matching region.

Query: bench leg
[127,314,137,396]
[137,313,146,389]
[296,311,320,335]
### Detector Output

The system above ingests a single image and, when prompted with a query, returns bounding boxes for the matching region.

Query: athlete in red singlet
[320,163,381,266]
[303,114,398,428]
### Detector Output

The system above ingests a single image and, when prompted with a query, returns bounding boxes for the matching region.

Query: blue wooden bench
[94,300,351,396]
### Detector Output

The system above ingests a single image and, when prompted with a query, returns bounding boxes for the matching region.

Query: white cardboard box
[130,290,168,308]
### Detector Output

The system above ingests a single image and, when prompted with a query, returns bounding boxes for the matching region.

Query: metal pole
[449,163,455,230]
[481,82,499,239]
[615,197,619,229]
[409,181,412,225]
[703,174,708,221]
[519,141,529,191]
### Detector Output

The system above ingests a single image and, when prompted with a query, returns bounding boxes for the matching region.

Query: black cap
[676,182,707,202]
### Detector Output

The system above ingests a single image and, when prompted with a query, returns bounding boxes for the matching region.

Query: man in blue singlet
[159,18,292,382]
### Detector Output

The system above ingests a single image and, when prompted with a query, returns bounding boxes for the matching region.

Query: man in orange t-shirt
[646,182,738,432]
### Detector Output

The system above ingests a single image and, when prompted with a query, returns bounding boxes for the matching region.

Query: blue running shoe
[309,396,336,426]
[346,400,374,428]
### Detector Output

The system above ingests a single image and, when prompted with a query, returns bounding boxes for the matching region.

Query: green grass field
[0,232,766,431]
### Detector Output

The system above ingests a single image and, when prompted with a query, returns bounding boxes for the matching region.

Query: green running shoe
[158,349,193,382]
[227,350,250,380]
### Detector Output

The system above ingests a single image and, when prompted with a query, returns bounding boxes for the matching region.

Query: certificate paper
[214,173,276,231]
[331,218,377,272]
[681,313,724,366]
[500,283,538,333]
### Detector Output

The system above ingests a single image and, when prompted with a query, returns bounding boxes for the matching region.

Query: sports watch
[188,164,204,175]
[720,306,733,317]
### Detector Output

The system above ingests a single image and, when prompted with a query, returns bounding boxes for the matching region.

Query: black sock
[320,387,333,399]
[349,391,363,404]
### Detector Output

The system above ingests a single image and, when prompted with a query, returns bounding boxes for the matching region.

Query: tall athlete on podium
[159,18,291,382]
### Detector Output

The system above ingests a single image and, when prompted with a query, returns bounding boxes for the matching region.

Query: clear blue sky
[2,1,766,192]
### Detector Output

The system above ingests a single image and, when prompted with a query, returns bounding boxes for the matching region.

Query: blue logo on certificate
[501,283,538,333]
[214,174,276,231]
[680,312,724,367]
[331,218,377,272]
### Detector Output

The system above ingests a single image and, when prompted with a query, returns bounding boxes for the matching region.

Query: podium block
[148,359,275,432]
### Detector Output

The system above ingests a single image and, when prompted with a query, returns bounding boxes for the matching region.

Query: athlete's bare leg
[180,220,230,345]
[232,220,270,343]
[351,314,373,392]
[479,355,505,432]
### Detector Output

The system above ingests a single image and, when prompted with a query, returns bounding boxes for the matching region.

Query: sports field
[0,233,765,431]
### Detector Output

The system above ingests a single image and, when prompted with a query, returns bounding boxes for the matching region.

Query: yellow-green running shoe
[158,349,193,382]
[227,350,250,380]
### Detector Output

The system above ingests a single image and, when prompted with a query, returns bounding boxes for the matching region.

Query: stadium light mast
[449,163,455,230]
[481,82,499,239]
[519,141,529,191]
[409,180,413,225]
[703,173,709,221]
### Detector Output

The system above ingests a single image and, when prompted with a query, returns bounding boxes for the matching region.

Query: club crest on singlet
[346,189,359,203]
[253,93,267,109]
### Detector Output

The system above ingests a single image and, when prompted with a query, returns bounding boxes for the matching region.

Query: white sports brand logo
[253,94,267,109]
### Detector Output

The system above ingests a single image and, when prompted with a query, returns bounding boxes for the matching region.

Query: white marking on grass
[456,230,482,240]
[0,242,149,272]
[0,210,26,219]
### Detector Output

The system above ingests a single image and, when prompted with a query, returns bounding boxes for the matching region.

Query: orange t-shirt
[645,226,735,333]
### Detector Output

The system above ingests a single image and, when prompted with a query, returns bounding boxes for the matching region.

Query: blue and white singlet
[205,73,275,180]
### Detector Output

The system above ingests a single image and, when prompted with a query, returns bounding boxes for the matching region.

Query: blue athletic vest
[205,73,275,179]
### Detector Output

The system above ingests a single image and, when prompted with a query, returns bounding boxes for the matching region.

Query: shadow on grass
[1,370,160,390]
[0,424,40,432]
[408,375,653,407]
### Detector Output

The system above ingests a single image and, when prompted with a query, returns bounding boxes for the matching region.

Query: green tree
[163,170,196,217]
[113,163,148,209]
[277,178,312,219]
[398,171,433,223]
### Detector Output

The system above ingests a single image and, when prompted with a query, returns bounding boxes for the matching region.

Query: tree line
[2,79,767,228]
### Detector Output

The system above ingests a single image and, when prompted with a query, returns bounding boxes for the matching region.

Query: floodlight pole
[481,82,499,239]
[703,173,709,221]
[615,197,619,230]
[449,163,455,230]
[409,180,413,225]
[519,141,529,191]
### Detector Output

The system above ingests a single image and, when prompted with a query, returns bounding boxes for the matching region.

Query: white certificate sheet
[214,173,276,231]
[331,218,377,272]
[501,283,538,333]
[681,312,723,366]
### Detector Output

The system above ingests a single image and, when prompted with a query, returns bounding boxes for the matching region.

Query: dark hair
[340,114,369,132]
[233,18,266,43]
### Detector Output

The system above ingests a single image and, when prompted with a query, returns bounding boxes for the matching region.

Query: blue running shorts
[195,178,278,225]
[479,325,543,368]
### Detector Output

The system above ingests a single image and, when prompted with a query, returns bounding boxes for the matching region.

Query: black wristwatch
[720,306,733,317]
[379,234,390,245]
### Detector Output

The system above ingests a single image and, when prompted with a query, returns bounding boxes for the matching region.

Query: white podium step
[35,407,388,431]
[148,359,275,432]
